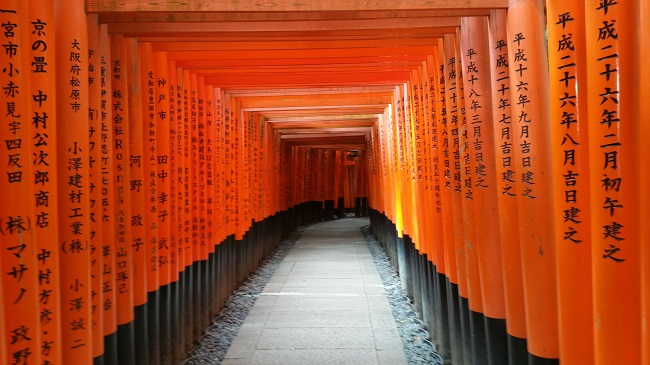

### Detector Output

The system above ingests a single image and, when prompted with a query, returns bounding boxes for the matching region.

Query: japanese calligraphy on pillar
[154,52,170,281]
[213,88,223,241]
[447,55,462,195]
[182,72,191,264]
[510,31,536,199]
[56,0,92,358]
[190,77,199,255]
[98,24,116,336]
[552,11,587,246]
[141,44,158,280]
[1,4,41,365]
[438,62,451,193]
[175,70,184,265]
[591,0,625,263]
[30,2,64,363]
[87,14,104,358]
[223,99,232,227]
[427,64,442,213]
[126,37,146,307]
[111,35,133,325]
[492,30,515,198]
[167,62,177,270]
[204,85,215,245]
[197,80,207,255]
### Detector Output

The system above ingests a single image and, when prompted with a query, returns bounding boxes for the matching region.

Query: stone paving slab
[223,218,408,365]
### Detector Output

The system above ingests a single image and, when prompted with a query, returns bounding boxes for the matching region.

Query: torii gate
[0,1,648,365]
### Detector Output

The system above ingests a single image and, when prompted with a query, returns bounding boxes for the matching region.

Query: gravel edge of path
[181,226,307,365]
[360,224,444,365]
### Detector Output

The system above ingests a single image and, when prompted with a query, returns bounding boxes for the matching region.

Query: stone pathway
[222,218,408,365]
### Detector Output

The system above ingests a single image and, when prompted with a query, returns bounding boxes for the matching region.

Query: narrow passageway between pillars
[212,218,408,365]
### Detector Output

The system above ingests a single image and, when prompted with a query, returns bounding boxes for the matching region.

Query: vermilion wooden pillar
[213,87,224,243]
[87,13,105,363]
[443,32,470,365]
[31,1,64,364]
[139,41,160,365]
[110,33,135,365]
[166,60,179,285]
[586,0,641,364]
[434,41,458,291]
[642,2,650,364]
[98,22,118,364]
[460,15,508,365]
[487,9,528,364]
[154,50,172,365]
[546,3,593,364]
[56,0,94,362]
[507,0,559,362]
[125,37,148,365]
[1,3,41,365]
[139,41,159,298]
[204,85,216,246]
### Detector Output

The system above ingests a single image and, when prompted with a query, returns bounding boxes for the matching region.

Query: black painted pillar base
[507,335,529,365]
[395,235,410,294]
[103,332,118,365]
[485,316,508,365]
[447,281,464,365]
[134,302,149,365]
[528,354,559,365]
[117,321,136,365]
[469,309,488,364]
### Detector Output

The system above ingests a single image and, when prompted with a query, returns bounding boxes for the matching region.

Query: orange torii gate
[0,1,648,364]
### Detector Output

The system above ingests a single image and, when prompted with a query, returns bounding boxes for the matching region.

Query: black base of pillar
[528,354,559,365]
[103,332,118,365]
[507,334,529,365]
[117,321,136,365]
[134,302,149,365]
[485,316,508,365]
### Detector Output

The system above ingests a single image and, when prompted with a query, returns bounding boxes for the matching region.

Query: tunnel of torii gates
[0,0,649,364]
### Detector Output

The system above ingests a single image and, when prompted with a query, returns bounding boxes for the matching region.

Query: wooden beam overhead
[236,93,391,108]
[87,0,508,13]
[149,38,438,51]
[166,46,434,61]
[173,56,427,69]
[108,17,460,34]
[203,72,408,88]
[126,27,459,41]
[98,9,490,23]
